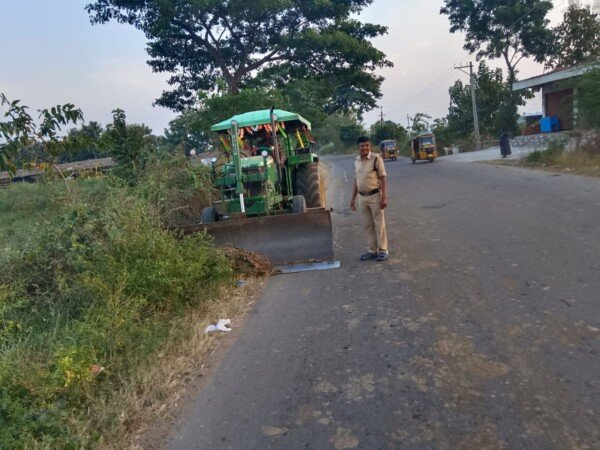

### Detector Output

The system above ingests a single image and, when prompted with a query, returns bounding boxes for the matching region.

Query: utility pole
[379,107,385,124]
[455,62,482,150]
[407,114,412,130]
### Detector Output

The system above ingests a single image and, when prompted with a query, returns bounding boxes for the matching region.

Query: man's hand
[380,195,388,210]
[350,197,357,211]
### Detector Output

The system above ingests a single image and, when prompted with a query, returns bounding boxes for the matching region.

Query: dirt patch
[223,246,276,276]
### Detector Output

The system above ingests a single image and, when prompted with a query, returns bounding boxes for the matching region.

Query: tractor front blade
[174,208,335,266]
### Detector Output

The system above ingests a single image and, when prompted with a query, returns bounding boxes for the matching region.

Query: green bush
[525,139,566,164]
[0,172,231,447]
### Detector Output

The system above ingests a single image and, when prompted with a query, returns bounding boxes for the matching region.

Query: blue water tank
[540,116,559,133]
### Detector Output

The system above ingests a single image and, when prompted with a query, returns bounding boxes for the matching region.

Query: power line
[383,0,569,123]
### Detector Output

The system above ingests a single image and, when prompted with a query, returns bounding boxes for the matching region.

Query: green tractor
[193,108,334,266]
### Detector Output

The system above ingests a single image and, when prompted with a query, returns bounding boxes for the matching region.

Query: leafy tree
[410,113,432,135]
[339,120,366,148]
[163,87,290,154]
[86,0,392,113]
[431,117,455,148]
[440,0,554,84]
[61,121,109,162]
[313,113,365,153]
[370,120,407,145]
[164,111,211,156]
[575,64,600,129]
[447,62,512,136]
[0,94,84,182]
[102,109,155,181]
[547,3,600,69]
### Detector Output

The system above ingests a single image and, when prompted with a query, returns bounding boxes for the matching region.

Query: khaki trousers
[359,192,388,254]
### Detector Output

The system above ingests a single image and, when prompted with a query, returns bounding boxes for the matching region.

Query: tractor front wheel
[291,195,307,214]
[296,163,325,208]
[201,206,218,223]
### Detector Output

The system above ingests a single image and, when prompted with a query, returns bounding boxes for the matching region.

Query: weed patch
[0,165,261,447]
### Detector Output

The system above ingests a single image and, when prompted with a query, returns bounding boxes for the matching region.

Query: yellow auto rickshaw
[379,139,398,161]
[411,133,438,163]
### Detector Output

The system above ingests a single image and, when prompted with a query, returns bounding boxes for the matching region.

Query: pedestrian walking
[500,131,512,158]
[350,136,389,262]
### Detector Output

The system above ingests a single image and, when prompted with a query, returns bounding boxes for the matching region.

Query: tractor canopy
[211,109,311,133]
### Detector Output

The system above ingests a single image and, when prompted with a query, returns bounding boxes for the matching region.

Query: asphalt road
[168,155,600,449]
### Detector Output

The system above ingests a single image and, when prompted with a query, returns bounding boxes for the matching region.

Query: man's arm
[379,176,387,209]
[350,183,358,211]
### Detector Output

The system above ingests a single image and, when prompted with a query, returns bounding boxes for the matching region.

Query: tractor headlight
[261,150,269,158]
[211,157,217,163]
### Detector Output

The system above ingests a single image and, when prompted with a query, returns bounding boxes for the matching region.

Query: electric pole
[455,62,482,150]
[379,107,385,124]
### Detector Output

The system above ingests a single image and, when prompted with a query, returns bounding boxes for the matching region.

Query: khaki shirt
[354,152,387,193]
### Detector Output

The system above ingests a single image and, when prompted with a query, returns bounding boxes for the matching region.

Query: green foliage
[431,117,456,149]
[440,0,554,83]
[525,139,566,163]
[163,88,291,155]
[102,109,156,182]
[313,114,366,154]
[86,0,391,114]
[410,113,432,135]
[575,65,600,129]
[0,170,232,447]
[446,62,524,137]
[135,157,213,227]
[547,4,600,69]
[60,121,109,163]
[0,94,85,175]
[370,120,407,145]
[164,111,211,156]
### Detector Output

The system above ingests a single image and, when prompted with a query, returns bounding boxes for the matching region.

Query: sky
[0,0,589,135]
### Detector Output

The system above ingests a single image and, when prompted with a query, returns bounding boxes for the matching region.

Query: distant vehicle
[379,140,398,161]
[411,133,438,163]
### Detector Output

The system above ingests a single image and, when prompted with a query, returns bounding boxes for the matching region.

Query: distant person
[350,136,389,262]
[500,131,512,158]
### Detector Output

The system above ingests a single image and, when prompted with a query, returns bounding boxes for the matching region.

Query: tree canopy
[0,94,85,176]
[370,120,407,145]
[86,0,391,113]
[575,65,600,129]
[447,62,509,136]
[547,3,600,69]
[440,0,554,83]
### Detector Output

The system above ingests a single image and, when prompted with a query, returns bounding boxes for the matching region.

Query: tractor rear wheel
[296,163,325,208]
[201,206,218,223]
[291,195,307,214]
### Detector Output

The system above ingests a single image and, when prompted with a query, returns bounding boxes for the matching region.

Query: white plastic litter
[204,319,232,333]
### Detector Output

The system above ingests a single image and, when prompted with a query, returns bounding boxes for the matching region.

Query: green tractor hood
[211,109,311,132]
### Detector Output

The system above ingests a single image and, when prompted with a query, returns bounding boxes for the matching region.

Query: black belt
[359,188,380,196]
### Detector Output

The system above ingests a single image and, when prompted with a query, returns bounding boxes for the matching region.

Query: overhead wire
[382,0,569,122]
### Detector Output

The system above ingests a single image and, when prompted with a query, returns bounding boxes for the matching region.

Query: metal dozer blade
[175,208,336,269]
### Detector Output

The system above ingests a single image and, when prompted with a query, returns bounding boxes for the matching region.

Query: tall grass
[523,135,600,177]
[0,159,234,447]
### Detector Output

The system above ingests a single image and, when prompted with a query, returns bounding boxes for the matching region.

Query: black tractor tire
[201,206,218,223]
[291,195,307,214]
[296,163,325,208]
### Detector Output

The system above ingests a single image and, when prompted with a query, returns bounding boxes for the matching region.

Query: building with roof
[512,63,594,132]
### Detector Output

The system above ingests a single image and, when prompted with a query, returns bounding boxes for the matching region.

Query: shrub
[525,139,566,164]
[0,175,231,447]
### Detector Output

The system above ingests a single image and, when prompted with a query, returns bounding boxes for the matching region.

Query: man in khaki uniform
[350,136,389,261]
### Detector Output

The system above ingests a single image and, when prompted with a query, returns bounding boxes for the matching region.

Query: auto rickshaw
[379,140,398,161]
[411,133,438,163]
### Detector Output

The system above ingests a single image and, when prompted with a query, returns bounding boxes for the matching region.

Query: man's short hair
[357,136,371,144]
